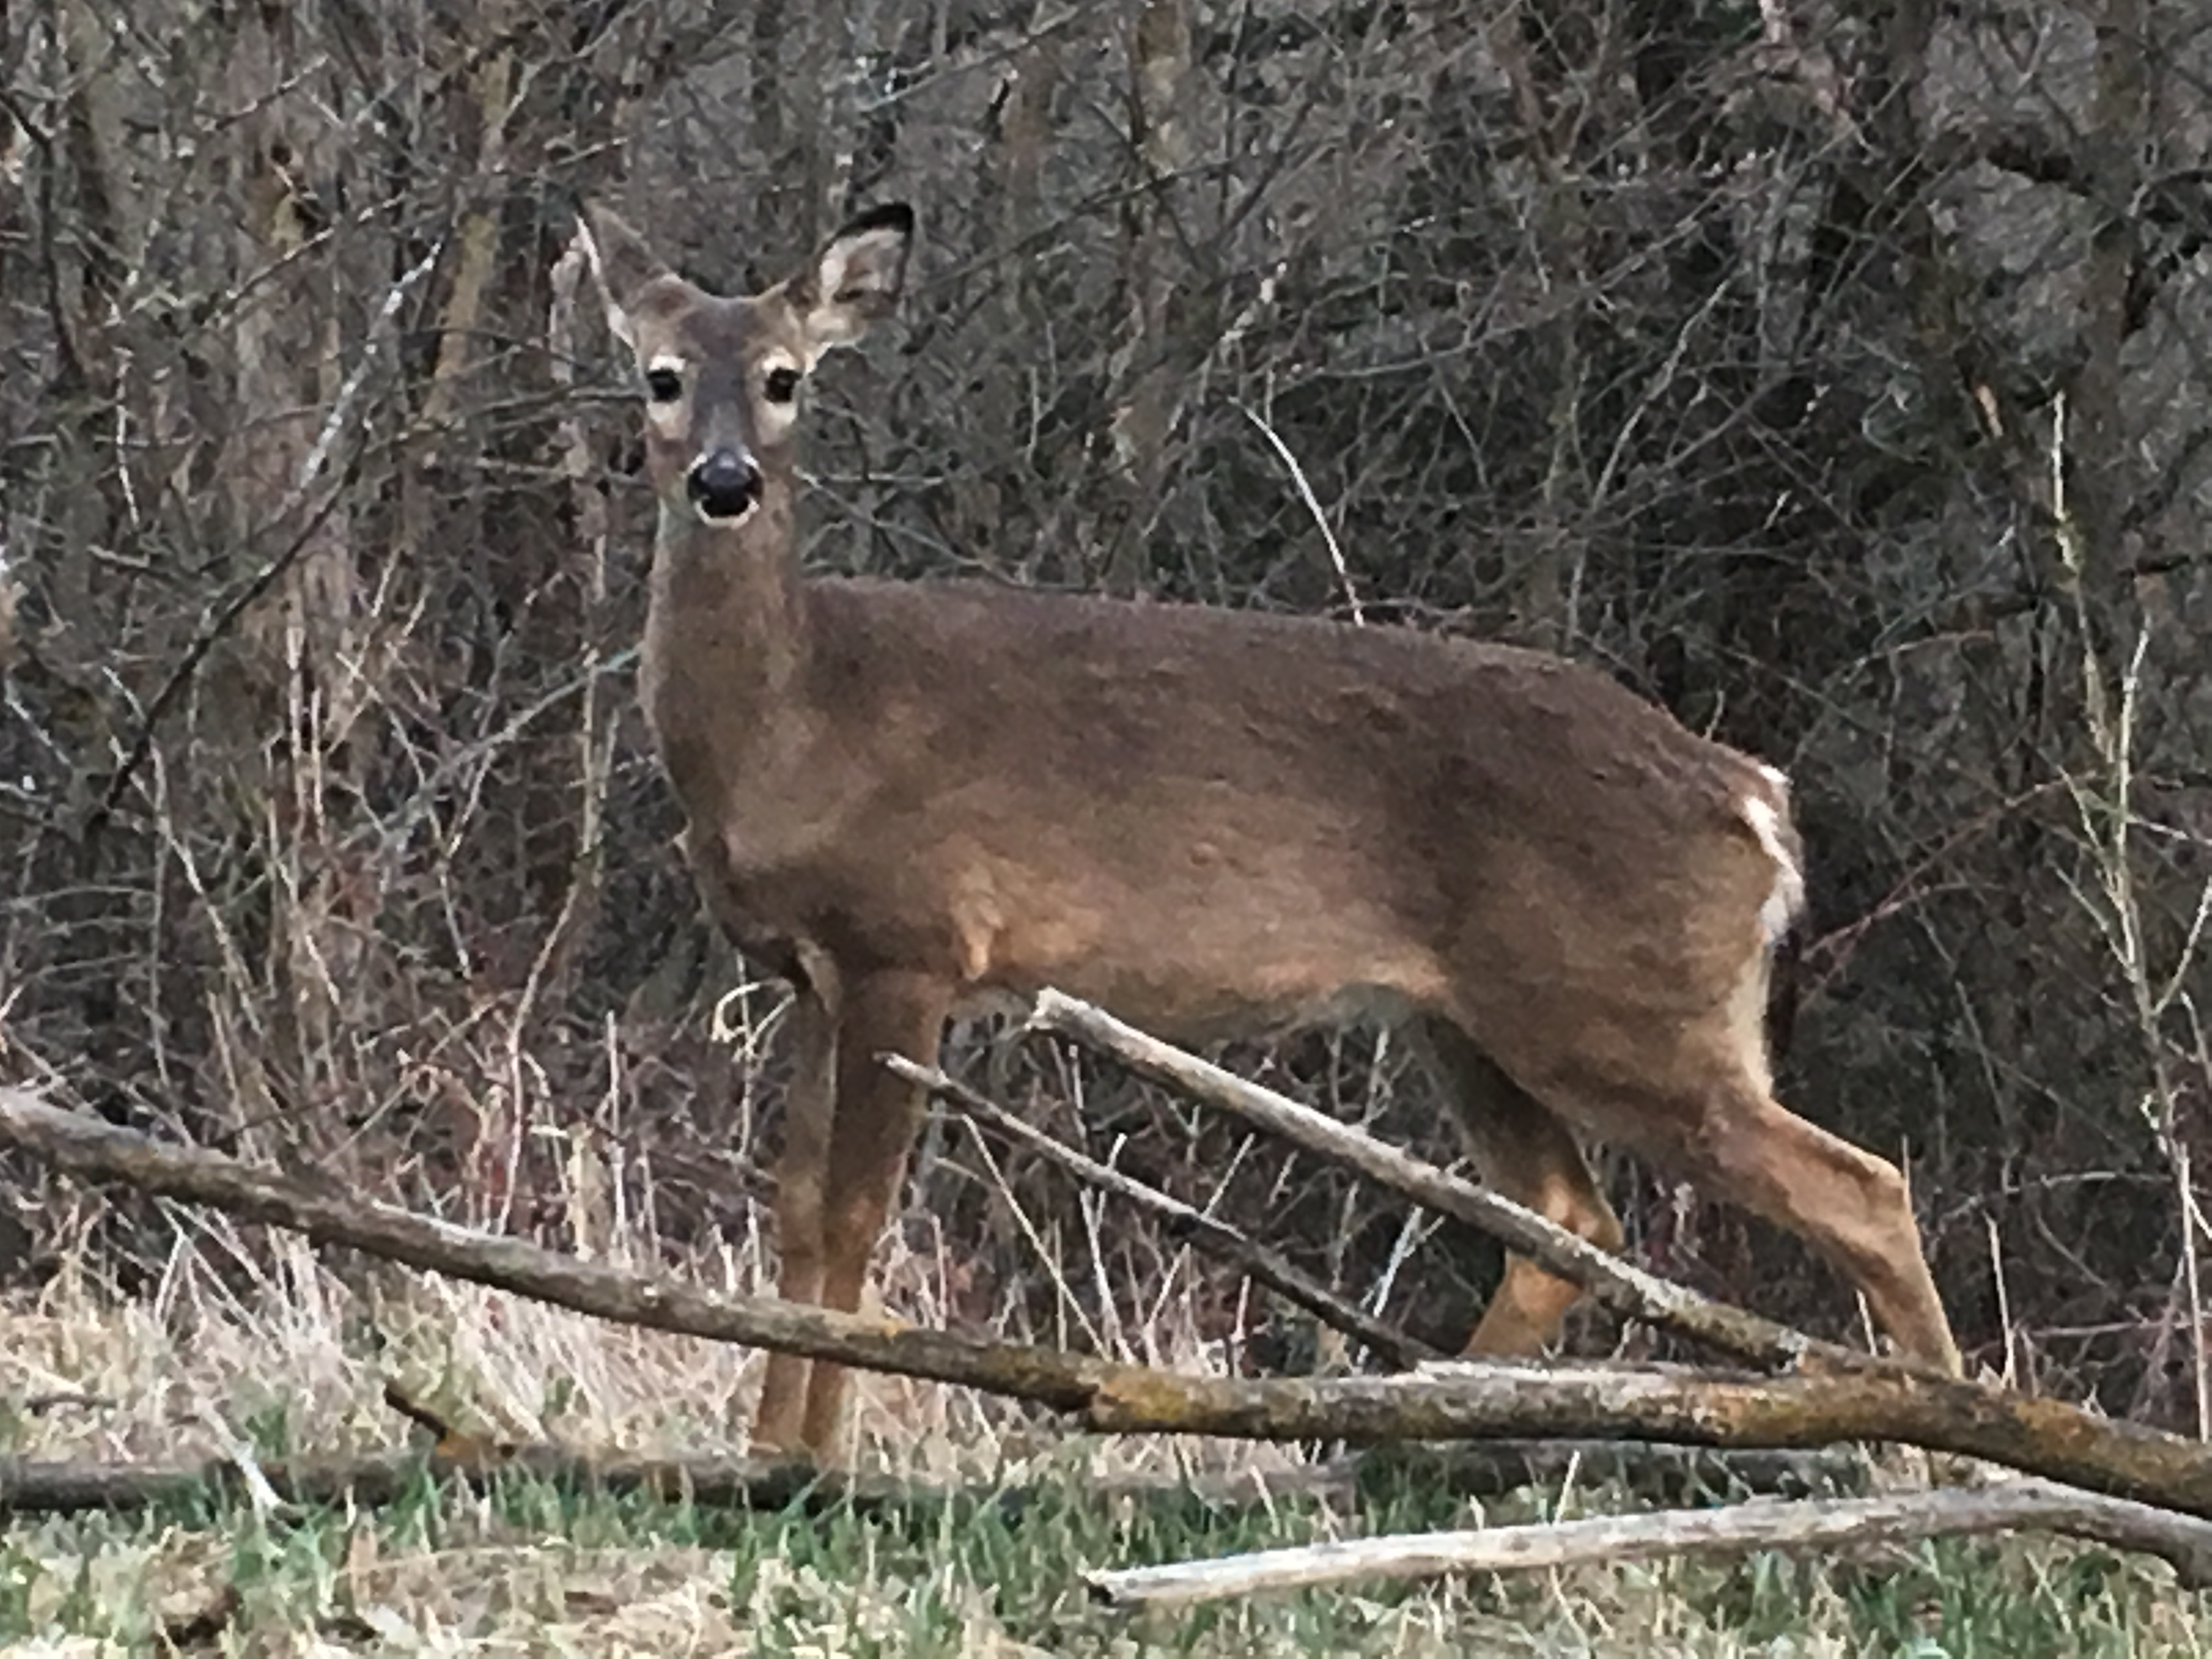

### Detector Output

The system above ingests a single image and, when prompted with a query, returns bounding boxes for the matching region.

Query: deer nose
[687,449,763,520]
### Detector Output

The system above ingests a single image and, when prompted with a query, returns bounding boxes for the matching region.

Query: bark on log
[0,1438,1863,1520]
[9,1088,2212,1519]
[886,1053,1443,1370]
[0,1443,1361,1519]
[1027,989,1900,1377]
[0,1447,942,1517]
[1352,1438,1871,1506]
[1086,1478,2212,1606]
[1082,1358,2212,1516]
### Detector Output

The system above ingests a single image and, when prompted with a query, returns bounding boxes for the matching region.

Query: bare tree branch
[1025,990,1900,1379]
[1086,1478,2212,1607]
[887,1051,1443,1369]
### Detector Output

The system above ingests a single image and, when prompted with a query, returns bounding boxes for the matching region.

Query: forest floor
[3,1204,2207,1656]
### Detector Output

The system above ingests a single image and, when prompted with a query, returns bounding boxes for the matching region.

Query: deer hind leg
[797,969,953,1460]
[1498,972,1962,1376]
[751,986,837,1456]
[1415,1018,1624,1357]
[1654,1072,1959,1374]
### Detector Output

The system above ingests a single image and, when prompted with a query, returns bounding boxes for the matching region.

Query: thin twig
[886,1053,1443,1370]
[1234,400,1364,623]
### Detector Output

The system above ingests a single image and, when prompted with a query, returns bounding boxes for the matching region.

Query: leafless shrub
[0,0,2206,1428]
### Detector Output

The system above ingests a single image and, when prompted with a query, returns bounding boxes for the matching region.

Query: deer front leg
[750,986,836,1457]
[1417,1018,1625,1357]
[798,970,952,1461]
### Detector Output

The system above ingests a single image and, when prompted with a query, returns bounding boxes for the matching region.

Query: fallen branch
[9,1089,2212,1518]
[887,1053,1443,1371]
[0,1436,1863,1521]
[3,1442,1365,1521]
[0,1446,951,1518]
[1086,1478,2212,1607]
[0,1087,1115,1415]
[1027,989,1893,1378]
[1352,1438,1870,1506]
[1076,1358,2212,1518]
[15,1392,113,1415]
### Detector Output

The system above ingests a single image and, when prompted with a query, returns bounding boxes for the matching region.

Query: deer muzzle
[688,448,764,523]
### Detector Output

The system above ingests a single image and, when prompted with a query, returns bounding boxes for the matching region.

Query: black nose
[688,450,763,519]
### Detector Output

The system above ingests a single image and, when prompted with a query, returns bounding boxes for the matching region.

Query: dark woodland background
[1,0,2208,1426]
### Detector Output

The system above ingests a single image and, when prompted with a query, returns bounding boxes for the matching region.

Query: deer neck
[640,481,817,807]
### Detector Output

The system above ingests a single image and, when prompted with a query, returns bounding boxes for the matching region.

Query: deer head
[578,202,913,528]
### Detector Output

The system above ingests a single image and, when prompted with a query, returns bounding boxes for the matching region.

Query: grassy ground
[7,1462,2206,1657]
[5,1202,2210,1653]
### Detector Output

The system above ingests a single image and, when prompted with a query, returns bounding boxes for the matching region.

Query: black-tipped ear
[791,204,915,353]
[573,202,673,348]
[838,202,916,244]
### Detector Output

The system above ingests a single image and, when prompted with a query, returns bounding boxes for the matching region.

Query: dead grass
[4,992,2209,1653]
[7,1207,2212,1656]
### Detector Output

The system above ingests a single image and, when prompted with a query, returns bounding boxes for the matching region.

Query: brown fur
[576,201,1962,1463]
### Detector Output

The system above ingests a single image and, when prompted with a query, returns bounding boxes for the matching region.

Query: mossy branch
[8,1087,2212,1519]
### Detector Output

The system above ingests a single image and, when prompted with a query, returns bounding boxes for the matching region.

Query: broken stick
[886,1052,1443,1370]
[1027,989,1892,1377]
[1086,1478,2212,1606]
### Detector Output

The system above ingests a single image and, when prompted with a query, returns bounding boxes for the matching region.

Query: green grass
[6,1198,2209,1654]
[4,1463,2206,1656]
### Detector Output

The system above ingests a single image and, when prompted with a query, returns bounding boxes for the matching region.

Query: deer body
[651,550,1770,1041]
[580,202,1961,1462]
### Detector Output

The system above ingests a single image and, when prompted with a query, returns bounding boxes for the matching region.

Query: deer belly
[951,863,1444,1045]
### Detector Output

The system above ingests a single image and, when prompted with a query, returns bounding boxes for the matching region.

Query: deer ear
[574,202,671,351]
[792,203,914,354]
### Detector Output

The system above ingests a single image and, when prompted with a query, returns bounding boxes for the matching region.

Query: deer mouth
[691,498,760,529]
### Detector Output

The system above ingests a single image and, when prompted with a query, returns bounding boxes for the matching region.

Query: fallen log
[0,1444,1351,1519]
[1086,1478,2212,1607]
[7,1381,1361,1518]
[0,1446,943,1518]
[1352,1438,1871,1506]
[0,1087,1111,1414]
[7,1088,2212,1518]
[0,1436,1864,1521]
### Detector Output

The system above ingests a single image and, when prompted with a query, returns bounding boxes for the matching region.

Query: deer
[572,198,1962,1464]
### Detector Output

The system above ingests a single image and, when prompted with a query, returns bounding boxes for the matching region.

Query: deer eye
[644,367,683,403]
[763,366,802,404]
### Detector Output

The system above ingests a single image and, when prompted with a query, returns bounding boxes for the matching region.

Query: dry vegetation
[4,0,2212,1646]
[6,1169,2211,1656]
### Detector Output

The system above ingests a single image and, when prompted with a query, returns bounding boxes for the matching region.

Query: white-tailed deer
[575,200,1961,1462]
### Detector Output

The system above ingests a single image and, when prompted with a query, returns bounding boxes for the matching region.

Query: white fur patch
[1739,794,1806,943]
[644,354,690,432]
